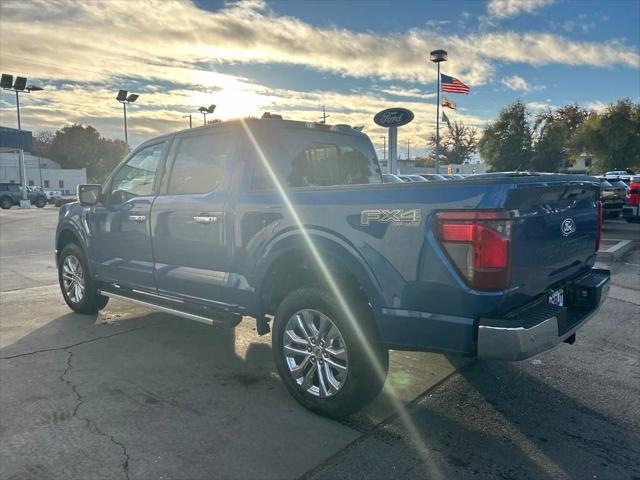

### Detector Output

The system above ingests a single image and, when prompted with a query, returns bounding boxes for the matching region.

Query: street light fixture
[116,89,139,145]
[1,73,44,204]
[198,104,216,125]
[430,49,447,175]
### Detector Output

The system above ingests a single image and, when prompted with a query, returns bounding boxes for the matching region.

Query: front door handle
[128,215,147,223]
[193,215,218,225]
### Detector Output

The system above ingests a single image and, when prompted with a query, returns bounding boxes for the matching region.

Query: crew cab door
[89,140,167,291]
[150,128,237,307]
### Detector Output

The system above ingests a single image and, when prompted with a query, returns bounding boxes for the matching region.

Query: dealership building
[0,127,86,195]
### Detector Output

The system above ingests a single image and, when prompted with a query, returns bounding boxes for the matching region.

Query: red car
[622,176,640,223]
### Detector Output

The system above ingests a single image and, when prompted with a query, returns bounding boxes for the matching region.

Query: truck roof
[173,117,368,140]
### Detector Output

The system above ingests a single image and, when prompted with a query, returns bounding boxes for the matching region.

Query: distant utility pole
[320,106,330,124]
[407,139,411,161]
[183,114,192,128]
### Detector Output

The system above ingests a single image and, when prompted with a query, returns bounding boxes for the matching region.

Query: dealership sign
[373,108,414,128]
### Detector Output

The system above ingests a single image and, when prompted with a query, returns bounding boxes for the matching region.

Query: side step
[98,290,240,327]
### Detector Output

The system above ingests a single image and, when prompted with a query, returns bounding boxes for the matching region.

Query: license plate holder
[549,288,565,307]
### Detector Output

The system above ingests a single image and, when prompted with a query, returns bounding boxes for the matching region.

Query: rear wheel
[0,197,12,209]
[58,243,109,314]
[34,196,46,208]
[273,286,388,418]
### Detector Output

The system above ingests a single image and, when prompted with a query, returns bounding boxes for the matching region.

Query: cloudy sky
[0,0,639,156]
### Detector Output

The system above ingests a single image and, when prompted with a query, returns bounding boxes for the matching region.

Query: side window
[288,144,339,188]
[274,144,380,189]
[109,142,164,204]
[167,133,231,195]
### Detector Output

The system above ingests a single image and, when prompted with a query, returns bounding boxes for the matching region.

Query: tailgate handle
[128,215,147,223]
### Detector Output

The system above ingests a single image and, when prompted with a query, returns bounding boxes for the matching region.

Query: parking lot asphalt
[1,207,638,480]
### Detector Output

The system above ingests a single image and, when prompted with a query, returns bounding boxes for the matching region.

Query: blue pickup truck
[56,118,609,417]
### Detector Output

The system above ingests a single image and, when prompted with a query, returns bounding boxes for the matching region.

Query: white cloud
[0,0,636,148]
[526,101,557,111]
[585,101,608,113]
[488,0,555,19]
[501,75,531,91]
[1,0,637,89]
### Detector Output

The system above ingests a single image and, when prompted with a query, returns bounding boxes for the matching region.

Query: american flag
[441,74,470,94]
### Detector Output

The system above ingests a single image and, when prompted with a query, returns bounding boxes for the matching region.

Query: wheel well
[261,249,368,316]
[56,229,81,260]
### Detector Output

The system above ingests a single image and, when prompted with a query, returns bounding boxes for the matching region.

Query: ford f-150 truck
[56,118,610,417]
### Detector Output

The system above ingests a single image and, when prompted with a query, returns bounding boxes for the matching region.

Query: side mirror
[78,184,101,206]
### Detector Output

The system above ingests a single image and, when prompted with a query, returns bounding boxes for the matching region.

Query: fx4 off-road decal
[360,209,421,226]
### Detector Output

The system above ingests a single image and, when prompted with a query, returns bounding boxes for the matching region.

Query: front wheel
[58,243,109,314]
[0,197,12,209]
[272,286,388,418]
[34,196,46,208]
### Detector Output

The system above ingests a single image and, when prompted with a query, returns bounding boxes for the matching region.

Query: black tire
[58,243,109,314]
[34,196,47,208]
[0,196,12,209]
[272,286,388,418]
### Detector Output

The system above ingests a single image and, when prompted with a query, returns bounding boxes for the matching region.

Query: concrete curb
[597,239,635,261]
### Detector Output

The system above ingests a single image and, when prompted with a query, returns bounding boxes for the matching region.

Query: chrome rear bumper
[477,268,610,361]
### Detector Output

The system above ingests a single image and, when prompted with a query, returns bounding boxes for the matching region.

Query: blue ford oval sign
[373,108,414,128]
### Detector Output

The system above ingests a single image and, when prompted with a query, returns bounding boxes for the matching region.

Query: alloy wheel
[283,309,349,398]
[62,255,85,304]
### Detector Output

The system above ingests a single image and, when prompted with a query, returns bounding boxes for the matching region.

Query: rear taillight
[596,201,603,252]
[436,210,512,291]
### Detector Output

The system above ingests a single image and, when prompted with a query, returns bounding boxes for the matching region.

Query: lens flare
[240,119,443,476]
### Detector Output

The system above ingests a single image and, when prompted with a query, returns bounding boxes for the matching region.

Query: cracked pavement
[1,208,639,479]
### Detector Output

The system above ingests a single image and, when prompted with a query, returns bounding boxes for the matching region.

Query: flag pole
[435,61,440,175]
[430,49,447,174]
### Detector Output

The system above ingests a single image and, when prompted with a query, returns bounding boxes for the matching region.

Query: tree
[36,124,128,182]
[31,130,55,158]
[531,104,589,172]
[478,101,533,171]
[429,121,478,165]
[570,99,640,172]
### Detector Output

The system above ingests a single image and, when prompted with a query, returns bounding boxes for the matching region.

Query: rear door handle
[128,215,147,223]
[193,215,218,225]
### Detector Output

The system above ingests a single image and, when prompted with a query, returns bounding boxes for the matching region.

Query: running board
[98,290,231,327]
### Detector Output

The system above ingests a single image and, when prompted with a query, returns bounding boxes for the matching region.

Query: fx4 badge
[361,209,421,226]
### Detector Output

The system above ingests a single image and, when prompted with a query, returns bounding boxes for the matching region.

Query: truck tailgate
[505,180,600,301]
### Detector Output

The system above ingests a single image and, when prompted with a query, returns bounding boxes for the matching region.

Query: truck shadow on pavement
[312,356,640,480]
[0,307,361,480]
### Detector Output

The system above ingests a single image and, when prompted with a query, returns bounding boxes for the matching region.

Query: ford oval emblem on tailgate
[561,218,576,236]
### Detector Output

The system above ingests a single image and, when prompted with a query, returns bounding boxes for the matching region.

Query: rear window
[250,127,381,190]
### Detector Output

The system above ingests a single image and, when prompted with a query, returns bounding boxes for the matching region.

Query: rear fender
[254,229,384,315]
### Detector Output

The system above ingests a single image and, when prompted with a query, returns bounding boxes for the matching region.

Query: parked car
[599,179,625,219]
[604,169,635,183]
[382,173,404,183]
[0,183,48,209]
[399,174,428,182]
[622,176,640,223]
[419,173,448,181]
[44,189,63,204]
[56,118,609,417]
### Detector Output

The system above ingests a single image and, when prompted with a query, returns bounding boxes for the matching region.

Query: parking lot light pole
[116,90,139,146]
[1,74,44,204]
[430,50,447,174]
[198,104,216,126]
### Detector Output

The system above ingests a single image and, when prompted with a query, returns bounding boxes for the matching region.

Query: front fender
[55,203,92,269]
